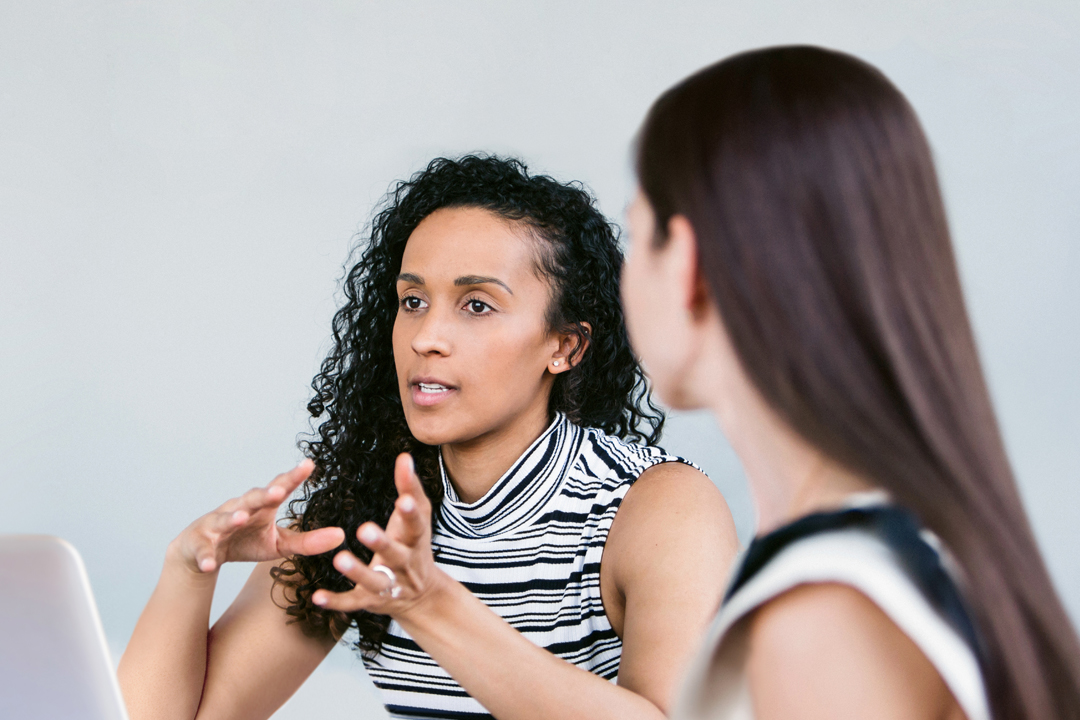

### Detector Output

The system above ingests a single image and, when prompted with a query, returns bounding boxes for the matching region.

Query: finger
[264,459,316,501]
[277,525,346,556]
[223,460,314,515]
[332,551,395,595]
[393,454,428,508]
[357,522,411,565]
[186,512,243,572]
[204,506,251,534]
[389,454,429,545]
[309,552,395,611]
[189,536,221,573]
[310,585,377,613]
[218,459,312,514]
[230,486,278,514]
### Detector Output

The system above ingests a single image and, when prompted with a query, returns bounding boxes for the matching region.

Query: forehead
[401,207,540,282]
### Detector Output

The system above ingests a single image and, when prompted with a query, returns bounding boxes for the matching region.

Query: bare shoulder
[617,460,735,535]
[746,582,965,720]
[606,460,739,589]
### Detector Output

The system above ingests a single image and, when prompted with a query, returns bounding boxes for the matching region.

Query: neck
[695,322,874,537]
[730,413,874,536]
[441,401,554,504]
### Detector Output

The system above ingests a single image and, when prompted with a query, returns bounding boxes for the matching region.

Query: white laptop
[0,535,130,720]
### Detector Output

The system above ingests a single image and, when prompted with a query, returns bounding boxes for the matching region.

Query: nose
[410,305,453,357]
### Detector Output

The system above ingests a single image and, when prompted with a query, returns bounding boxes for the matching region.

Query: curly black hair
[272,154,665,655]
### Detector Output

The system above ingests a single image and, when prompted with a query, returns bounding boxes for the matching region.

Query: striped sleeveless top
[362,413,686,719]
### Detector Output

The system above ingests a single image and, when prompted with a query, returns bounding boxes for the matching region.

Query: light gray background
[2,2,1077,717]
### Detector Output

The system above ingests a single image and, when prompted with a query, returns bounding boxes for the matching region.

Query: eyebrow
[396,273,513,296]
[455,275,513,295]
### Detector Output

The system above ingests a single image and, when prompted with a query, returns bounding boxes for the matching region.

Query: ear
[666,215,709,319]
[549,322,592,375]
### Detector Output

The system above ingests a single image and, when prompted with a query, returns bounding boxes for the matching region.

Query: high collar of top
[438,413,581,539]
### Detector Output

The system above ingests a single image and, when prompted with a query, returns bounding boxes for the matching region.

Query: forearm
[117,540,218,720]
[396,572,666,720]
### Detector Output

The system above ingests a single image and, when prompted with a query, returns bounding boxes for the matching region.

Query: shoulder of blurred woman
[745,582,966,720]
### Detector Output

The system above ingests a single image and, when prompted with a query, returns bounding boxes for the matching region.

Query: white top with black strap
[673,493,990,720]
[362,412,687,720]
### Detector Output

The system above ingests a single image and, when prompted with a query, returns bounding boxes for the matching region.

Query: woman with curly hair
[118,155,739,720]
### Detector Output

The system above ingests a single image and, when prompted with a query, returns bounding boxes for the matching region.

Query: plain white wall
[2,2,1077,717]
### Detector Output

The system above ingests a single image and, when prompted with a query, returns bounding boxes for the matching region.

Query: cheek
[620,251,696,407]
[620,253,646,339]
[475,322,548,377]
[391,315,410,381]
[465,322,551,407]
[621,251,667,366]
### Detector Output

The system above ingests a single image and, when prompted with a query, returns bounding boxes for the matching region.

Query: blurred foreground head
[633,45,1080,719]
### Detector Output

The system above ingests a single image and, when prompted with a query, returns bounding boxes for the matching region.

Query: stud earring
[553,360,562,367]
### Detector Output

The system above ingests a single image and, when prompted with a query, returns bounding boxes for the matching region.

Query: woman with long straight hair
[621,46,1080,719]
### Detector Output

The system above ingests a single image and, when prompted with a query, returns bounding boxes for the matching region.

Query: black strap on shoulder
[725,505,984,662]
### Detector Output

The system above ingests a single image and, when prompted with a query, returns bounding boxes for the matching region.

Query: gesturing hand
[172,459,346,574]
[312,453,445,617]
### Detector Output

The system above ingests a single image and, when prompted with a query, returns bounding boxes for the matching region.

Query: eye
[400,295,427,311]
[464,298,493,315]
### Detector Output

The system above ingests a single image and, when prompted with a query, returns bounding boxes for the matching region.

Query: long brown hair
[637,45,1080,719]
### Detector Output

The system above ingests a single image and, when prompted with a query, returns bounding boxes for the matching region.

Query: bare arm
[745,583,966,720]
[314,454,739,719]
[195,561,337,720]
[117,462,344,720]
[602,462,740,711]
[118,542,219,720]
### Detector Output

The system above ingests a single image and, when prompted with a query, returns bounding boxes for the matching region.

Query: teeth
[418,383,449,394]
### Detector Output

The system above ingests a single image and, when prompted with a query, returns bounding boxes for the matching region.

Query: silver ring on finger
[371,564,401,598]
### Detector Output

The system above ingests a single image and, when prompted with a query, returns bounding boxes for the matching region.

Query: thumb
[278,525,345,557]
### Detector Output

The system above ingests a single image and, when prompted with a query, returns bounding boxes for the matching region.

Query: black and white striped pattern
[362,413,686,719]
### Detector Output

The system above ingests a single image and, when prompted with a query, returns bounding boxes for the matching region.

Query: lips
[409,377,458,407]
[417,382,451,394]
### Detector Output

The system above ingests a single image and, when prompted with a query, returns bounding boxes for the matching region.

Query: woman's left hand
[312,453,446,617]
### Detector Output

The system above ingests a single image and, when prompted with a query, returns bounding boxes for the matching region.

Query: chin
[404,412,466,446]
[654,376,708,412]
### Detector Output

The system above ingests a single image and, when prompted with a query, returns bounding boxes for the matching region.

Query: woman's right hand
[170,459,346,574]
